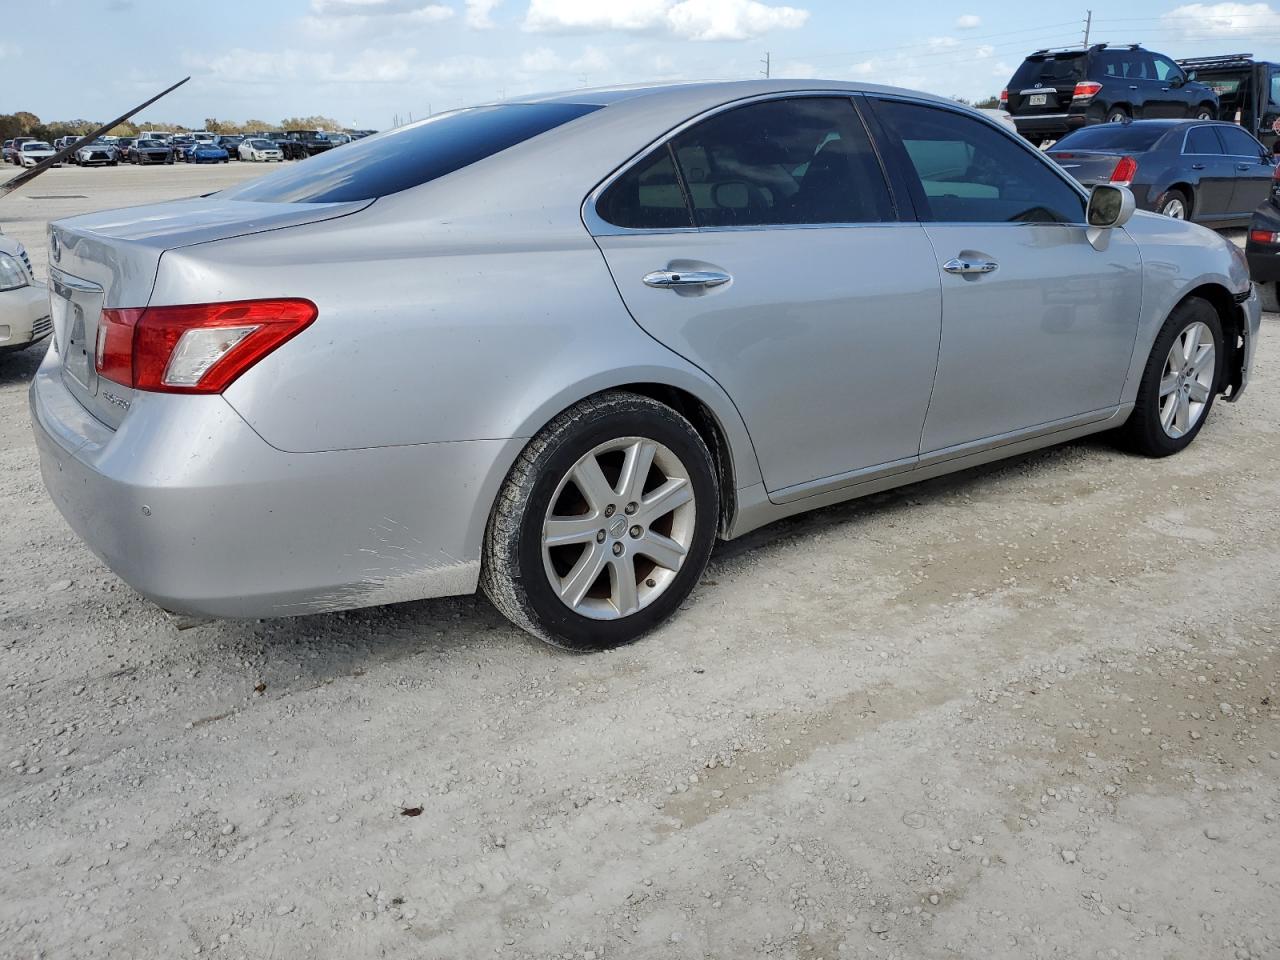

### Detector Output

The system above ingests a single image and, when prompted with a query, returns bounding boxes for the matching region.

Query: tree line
[1,112,348,141]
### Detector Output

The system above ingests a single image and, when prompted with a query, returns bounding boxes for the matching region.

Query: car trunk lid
[1047,149,1129,185]
[48,195,370,429]
[1006,52,1088,115]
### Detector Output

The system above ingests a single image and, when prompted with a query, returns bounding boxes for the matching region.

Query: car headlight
[0,254,29,292]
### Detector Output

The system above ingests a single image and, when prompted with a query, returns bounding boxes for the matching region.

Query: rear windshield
[1053,124,1169,151]
[222,103,601,203]
[1011,53,1087,87]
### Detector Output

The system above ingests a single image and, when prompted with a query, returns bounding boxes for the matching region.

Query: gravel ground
[2,164,1279,960]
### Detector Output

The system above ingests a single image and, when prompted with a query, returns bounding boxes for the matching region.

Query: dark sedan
[127,139,174,165]
[1048,120,1274,226]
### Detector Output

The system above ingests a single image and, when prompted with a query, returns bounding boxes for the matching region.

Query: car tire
[1106,106,1130,123]
[1118,297,1224,457]
[1193,104,1216,120]
[1154,187,1191,219]
[482,391,720,651]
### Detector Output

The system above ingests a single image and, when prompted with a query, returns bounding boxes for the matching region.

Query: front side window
[872,100,1086,224]
[597,97,894,230]
[1218,125,1266,157]
[1185,125,1225,154]
[1152,54,1182,82]
[221,102,601,203]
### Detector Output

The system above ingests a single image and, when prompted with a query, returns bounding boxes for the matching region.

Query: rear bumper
[0,281,51,350]
[1012,111,1087,139]
[30,351,521,618]
[1246,244,1280,283]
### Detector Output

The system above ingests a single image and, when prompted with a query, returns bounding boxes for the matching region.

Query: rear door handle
[1191,162,1206,170]
[1237,162,1252,171]
[643,269,731,289]
[943,257,998,276]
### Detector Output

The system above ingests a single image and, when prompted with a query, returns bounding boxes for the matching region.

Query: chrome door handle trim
[643,269,731,289]
[1191,163,1206,170]
[942,257,998,276]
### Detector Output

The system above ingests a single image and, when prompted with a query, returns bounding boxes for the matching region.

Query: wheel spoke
[1175,391,1190,435]
[609,555,639,616]
[1187,380,1210,403]
[572,456,617,512]
[1160,395,1178,433]
[634,531,687,572]
[1188,344,1215,379]
[617,440,657,502]
[1159,373,1180,397]
[638,477,692,524]
[560,543,608,608]
[544,515,602,547]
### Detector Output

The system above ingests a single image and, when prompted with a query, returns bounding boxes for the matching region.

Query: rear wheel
[1193,104,1216,120]
[1119,297,1223,456]
[1106,106,1130,123]
[1154,187,1190,219]
[482,391,719,651]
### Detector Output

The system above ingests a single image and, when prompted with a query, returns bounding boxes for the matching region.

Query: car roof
[508,78,957,111]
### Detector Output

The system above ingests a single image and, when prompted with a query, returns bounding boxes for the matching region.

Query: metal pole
[1083,9,1092,48]
[761,51,771,78]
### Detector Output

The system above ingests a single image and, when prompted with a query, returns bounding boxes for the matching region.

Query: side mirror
[1169,75,1186,88]
[1086,184,1136,249]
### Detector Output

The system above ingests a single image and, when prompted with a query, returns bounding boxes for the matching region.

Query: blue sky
[4,0,1280,128]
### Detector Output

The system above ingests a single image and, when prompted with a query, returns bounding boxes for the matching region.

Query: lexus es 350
[30,81,1260,650]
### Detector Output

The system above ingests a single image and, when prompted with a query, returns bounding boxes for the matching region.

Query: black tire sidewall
[513,406,718,651]
[1106,107,1129,123]
[1155,188,1189,219]
[1128,299,1224,456]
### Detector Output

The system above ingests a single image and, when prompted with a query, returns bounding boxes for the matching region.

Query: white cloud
[523,0,809,40]
[466,0,501,27]
[302,0,453,37]
[1161,2,1280,36]
[955,14,981,28]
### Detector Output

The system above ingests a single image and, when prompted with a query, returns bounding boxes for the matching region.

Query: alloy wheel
[1158,321,1215,438]
[541,437,696,620]
[1161,198,1186,219]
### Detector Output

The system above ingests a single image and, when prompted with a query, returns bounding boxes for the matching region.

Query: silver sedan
[30,80,1260,649]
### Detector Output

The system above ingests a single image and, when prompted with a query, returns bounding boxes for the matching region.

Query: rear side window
[221,103,601,203]
[597,97,894,229]
[1185,126,1225,154]
[1218,125,1266,157]
[872,99,1086,224]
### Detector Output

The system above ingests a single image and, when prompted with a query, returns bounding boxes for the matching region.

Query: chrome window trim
[581,89,901,237]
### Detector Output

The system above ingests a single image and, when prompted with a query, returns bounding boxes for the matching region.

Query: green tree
[280,115,343,131]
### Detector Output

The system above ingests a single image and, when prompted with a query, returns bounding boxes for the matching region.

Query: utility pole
[760,51,771,79]
[1082,9,1092,48]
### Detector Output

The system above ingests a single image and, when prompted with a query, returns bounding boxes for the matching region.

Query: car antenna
[0,76,190,201]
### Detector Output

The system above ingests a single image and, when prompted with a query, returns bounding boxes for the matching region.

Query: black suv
[1003,44,1219,142]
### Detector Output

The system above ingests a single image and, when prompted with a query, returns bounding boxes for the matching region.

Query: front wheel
[482,391,719,651]
[1119,298,1223,456]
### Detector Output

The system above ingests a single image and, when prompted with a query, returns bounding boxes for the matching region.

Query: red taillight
[999,88,1008,107]
[1110,155,1138,186]
[1072,81,1103,100]
[96,298,317,394]
[1250,229,1280,245]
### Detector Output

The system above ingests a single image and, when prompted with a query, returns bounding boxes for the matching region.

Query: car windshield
[221,102,602,203]
[251,140,273,148]
[139,140,165,147]
[1052,124,1169,151]
[24,142,51,150]
[1011,52,1088,87]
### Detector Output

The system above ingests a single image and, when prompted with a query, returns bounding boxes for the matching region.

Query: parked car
[1048,119,1274,224]
[73,140,119,167]
[0,230,51,354]
[1178,54,1280,151]
[1002,43,1219,142]
[189,142,230,164]
[53,135,80,153]
[114,137,136,158]
[5,136,34,163]
[252,132,307,160]
[1244,163,1280,304]
[127,139,174,164]
[17,141,60,167]
[238,138,283,162]
[215,136,244,159]
[284,129,336,156]
[169,135,195,161]
[32,81,1259,649]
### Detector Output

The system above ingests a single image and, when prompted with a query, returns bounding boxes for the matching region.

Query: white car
[238,138,284,162]
[17,141,60,168]
[74,141,119,167]
[0,233,51,353]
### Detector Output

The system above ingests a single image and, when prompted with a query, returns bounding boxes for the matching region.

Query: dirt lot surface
[2,164,1279,960]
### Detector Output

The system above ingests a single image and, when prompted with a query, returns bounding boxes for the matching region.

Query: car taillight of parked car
[1250,229,1280,245]
[999,89,1008,109]
[1072,81,1103,101]
[95,299,317,394]
[1110,155,1138,186]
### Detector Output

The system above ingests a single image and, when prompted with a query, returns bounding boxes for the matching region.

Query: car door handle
[1129,85,1139,90]
[642,269,731,289]
[1237,162,1252,171]
[1191,162,1206,170]
[942,257,998,276]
